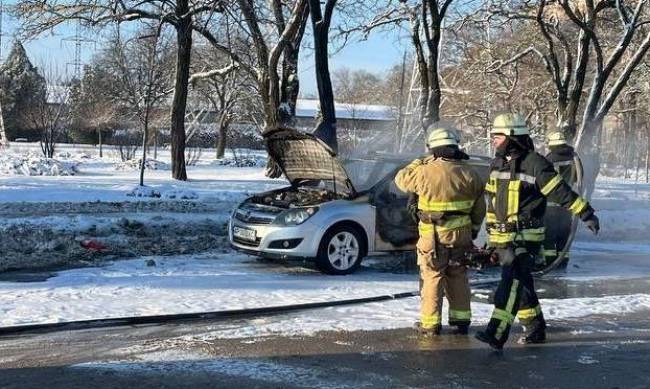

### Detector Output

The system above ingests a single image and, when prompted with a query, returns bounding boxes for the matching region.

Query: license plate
[233,226,256,241]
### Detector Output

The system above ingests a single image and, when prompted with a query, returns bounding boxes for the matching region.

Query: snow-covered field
[0,143,280,203]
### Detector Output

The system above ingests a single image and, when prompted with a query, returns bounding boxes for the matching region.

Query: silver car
[228,128,490,274]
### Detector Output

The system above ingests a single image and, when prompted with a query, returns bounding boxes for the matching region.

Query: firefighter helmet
[426,123,461,149]
[547,131,568,146]
[490,113,529,136]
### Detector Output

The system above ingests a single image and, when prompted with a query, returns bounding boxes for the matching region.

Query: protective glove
[583,213,600,235]
[494,247,516,266]
[407,158,424,169]
[406,192,419,223]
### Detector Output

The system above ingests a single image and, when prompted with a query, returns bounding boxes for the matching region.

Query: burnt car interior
[368,166,420,247]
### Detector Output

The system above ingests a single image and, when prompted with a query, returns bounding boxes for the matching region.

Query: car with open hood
[228,128,491,274]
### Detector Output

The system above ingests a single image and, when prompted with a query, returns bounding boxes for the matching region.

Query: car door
[369,167,419,252]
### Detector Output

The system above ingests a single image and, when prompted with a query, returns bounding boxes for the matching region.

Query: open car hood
[265,129,355,196]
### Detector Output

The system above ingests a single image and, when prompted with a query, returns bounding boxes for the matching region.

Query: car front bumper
[228,218,322,259]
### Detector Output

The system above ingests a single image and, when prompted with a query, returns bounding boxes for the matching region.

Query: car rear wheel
[316,225,365,275]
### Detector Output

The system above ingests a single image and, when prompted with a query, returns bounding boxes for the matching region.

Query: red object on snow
[80,239,108,252]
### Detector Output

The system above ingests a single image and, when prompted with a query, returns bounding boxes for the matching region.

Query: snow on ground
[1,143,650,338]
[0,143,282,203]
[2,242,650,338]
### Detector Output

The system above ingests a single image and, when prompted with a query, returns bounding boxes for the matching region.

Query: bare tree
[100,25,173,186]
[70,67,122,157]
[22,79,70,158]
[482,0,650,192]
[195,0,309,134]
[335,0,457,149]
[14,0,233,180]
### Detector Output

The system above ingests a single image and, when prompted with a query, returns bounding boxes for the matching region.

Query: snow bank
[115,158,170,171]
[0,154,78,176]
[211,154,267,168]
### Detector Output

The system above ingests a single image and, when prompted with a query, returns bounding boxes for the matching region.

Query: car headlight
[274,207,319,226]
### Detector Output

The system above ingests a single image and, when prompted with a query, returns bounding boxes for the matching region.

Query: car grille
[234,209,276,225]
[233,236,261,247]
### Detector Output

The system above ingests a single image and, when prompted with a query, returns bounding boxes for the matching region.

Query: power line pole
[0,0,7,147]
[62,21,95,80]
[0,0,4,62]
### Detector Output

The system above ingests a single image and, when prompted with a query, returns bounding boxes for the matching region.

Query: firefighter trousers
[485,243,546,345]
[543,206,572,267]
[417,234,471,329]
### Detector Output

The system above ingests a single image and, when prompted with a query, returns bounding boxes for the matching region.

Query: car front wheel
[316,225,365,275]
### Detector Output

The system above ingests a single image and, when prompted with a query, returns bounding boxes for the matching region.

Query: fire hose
[532,153,585,277]
[0,278,500,337]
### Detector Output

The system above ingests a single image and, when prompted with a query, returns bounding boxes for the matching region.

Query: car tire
[316,224,366,275]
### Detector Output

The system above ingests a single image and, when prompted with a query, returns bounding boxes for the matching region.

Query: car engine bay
[249,187,346,208]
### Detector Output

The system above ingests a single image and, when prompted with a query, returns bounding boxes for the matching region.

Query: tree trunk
[308,0,338,154]
[279,6,309,126]
[646,126,649,183]
[140,114,150,187]
[425,14,442,125]
[0,101,7,147]
[395,52,407,152]
[98,129,103,158]
[216,114,229,159]
[170,5,192,181]
[645,125,650,184]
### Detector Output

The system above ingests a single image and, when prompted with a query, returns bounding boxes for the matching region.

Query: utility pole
[0,0,7,147]
[62,21,95,80]
[395,51,407,153]
[0,0,4,61]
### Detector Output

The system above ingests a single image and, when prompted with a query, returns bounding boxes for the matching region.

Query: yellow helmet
[547,131,568,146]
[426,123,461,149]
[490,113,529,136]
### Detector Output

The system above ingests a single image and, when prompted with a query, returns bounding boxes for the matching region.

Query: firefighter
[475,114,600,350]
[541,130,583,269]
[395,124,485,336]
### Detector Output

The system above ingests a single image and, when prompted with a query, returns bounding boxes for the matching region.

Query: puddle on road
[534,277,650,299]
[0,270,57,283]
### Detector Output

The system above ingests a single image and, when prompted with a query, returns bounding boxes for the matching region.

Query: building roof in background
[46,84,71,104]
[295,99,396,122]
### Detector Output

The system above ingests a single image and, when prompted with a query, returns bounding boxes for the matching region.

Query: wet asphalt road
[1,311,650,389]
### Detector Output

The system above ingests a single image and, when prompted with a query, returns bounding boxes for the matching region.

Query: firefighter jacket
[485,150,593,248]
[395,156,486,247]
[546,144,582,192]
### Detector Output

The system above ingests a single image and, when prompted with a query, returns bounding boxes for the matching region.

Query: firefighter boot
[414,321,441,336]
[518,318,547,344]
[451,324,469,335]
[475,331,504,350]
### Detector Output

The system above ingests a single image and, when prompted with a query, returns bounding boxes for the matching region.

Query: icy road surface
[1,242,650,338]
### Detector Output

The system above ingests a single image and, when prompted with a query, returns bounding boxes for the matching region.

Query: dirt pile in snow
[0,199,238,271]
[126,186,200,200]
[0,154,78,176]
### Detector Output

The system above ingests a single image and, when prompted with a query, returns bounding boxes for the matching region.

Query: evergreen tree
[0,41,47,140]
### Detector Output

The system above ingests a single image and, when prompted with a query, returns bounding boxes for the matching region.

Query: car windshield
[342,158,406,193]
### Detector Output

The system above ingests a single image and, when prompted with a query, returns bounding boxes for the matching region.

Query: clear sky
[0,2,410,93]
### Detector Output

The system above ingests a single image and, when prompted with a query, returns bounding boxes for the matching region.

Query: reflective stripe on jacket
[485,150,591,248]
[395,156,486,247]
[546,145,583,195]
